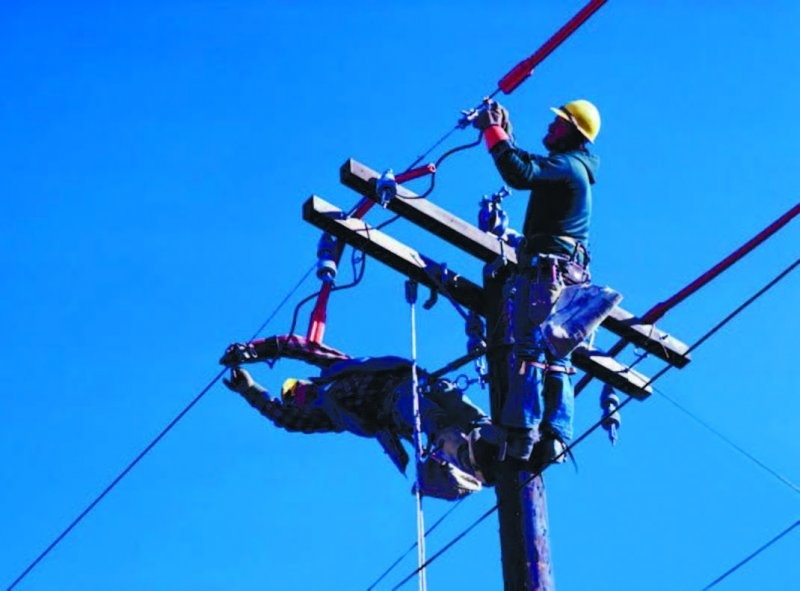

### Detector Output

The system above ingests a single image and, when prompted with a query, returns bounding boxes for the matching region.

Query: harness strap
[519,360,576,375]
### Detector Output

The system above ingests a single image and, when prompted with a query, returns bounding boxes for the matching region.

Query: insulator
[478,197,493,232]
[316,232,338,283]
[466,311,486,354]
[478,187,512,237]
[376,169,398,207]
[600,384,621,445]
[478,198,509,237]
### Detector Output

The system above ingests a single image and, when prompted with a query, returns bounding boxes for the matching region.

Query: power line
[701,519,800,591]
[681,256,799,357]
[366,499,467,590]
[6,368,227,591]
[5,264,316,591]
[654,386,800,496]
[387,256,800,590]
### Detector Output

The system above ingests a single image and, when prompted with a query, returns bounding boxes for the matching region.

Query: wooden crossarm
[572,345,652,400]
[603,308,690,368]
[303,194,655,400]
[340,157,691,369]
[341,158,517,265]
[302,195,486,316]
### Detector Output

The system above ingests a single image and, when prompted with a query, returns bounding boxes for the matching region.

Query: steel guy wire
[654,385,800,496]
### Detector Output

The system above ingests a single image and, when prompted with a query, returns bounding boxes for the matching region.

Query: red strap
[520,360,576,375]
[483,125,509,151]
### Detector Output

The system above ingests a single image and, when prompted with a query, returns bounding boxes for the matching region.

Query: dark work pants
[501,269,575,443]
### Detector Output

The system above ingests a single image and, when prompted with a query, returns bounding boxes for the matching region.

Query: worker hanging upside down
[472,98,619,465]
[221,343,500,500]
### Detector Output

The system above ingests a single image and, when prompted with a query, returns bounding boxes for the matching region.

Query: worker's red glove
[473,100,513,135]
[496,103,513,136]
[473,100,502,131]
[474,100,512,150]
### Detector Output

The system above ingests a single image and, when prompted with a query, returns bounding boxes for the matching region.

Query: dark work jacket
[490,141,599,259]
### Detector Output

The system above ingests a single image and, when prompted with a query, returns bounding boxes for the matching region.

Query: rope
[5,263,317,591]
[366,499,467,590]
[701,520,800,591]
[406,281,427,591]
[386,256,800,590]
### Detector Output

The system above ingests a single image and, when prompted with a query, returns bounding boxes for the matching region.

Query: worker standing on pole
[472,98,602,465]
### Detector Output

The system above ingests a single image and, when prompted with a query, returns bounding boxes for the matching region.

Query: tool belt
[517,234,591,285]
[517,252,590,286]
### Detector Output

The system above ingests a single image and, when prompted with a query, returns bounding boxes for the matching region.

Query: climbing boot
[505,427,536,461]
[466,426,507,485]
[528,435,569,472]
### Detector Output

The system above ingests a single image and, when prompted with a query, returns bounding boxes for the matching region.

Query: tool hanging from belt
[521,233,591,264]
[520,252,590,286]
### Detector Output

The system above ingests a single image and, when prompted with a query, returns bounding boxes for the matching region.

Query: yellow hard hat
[281,377,312,400]
[550,99,601,143]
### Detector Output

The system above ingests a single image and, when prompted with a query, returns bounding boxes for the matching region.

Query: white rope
[407,281,427,591]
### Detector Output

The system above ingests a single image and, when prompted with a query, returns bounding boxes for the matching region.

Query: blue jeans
[502,272,575,443]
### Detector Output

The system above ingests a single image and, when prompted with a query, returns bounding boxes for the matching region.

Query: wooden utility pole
[483,270,555,590]
[302,159,691,590]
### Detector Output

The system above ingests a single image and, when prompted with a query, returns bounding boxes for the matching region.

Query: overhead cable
[701,520,800,591]
[654,386,800,496]
[366,499,467,591]
[5,263,317,591]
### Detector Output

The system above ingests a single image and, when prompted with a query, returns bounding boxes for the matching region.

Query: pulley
[465,311,486,354]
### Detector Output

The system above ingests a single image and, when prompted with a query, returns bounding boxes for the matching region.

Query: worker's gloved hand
[473,100,512,135]
[223,367,255,394]
[498,104,513,136]
[219,342,258,366]
[472,100,503,131]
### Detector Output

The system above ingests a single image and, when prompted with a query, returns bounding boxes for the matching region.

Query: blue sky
[1,2,799,590]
